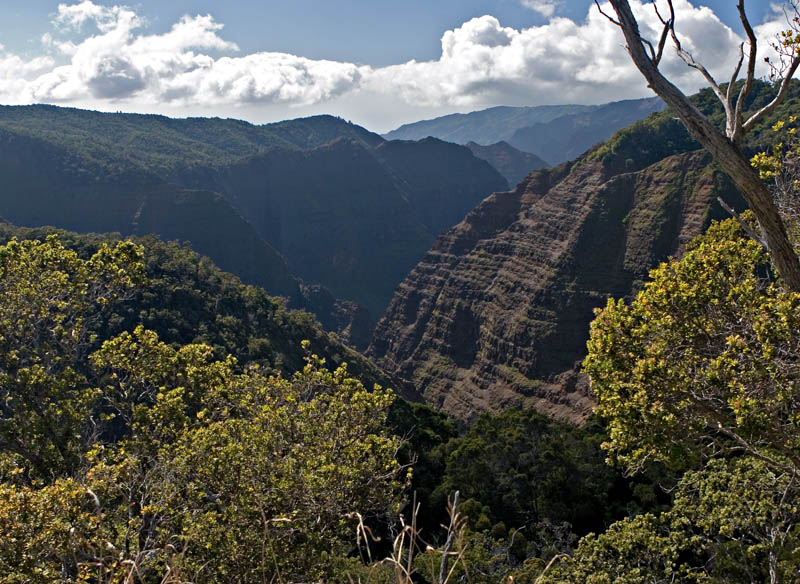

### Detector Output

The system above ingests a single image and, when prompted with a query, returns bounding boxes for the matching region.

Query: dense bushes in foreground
[2,215,799,582]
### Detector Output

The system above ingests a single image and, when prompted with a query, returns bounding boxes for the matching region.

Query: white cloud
[366,0,752,108]
[0,1,364,107]
[0,0,791,125]
[521,0,561,18]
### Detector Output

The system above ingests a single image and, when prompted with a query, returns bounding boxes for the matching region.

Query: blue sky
[0,0,785,131]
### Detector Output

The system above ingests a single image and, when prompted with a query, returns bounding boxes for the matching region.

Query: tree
[437,410,617,536]
[0,236,144,479]
[0,333,406,582]
[538,457,800,584]
[600,0,800,291]
[585,218,800,475]
[752,115,800,247]
[0,235,407,582]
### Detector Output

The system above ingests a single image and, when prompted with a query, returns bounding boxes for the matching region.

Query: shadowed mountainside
[383,98,665,166]
[0,106,507,346]
[384,104,592,144]
[507,98,667,165]
[0,220,418,401]
[465,141,550,186]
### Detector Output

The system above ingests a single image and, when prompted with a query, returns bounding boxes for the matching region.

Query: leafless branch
[717,197,768,249]
[727,43,745,106]
[438,491,460,584]
[652,0,674,66]
[729,0,760,142]
[594,1,621,26]
[743,57,800,133]
[742,0,800,134]
[666,9,725,105]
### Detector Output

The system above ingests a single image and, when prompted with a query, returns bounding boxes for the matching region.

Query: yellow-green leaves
[0,236,144,478]
[585,218,800,474]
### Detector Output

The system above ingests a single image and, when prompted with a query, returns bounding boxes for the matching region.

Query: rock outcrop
[369,116,743,422]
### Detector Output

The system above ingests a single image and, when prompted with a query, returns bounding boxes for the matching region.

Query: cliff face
[368,143,741,421]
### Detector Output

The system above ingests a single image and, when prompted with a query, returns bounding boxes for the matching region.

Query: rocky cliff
[368,115,743,421]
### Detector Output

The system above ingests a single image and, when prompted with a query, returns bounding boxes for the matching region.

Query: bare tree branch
[663,0,727,109]
[607,0,800,291]
[652,0,674,66]
[717,196,768,249]
[727,43,745,106]
[740,1,800,135]
[594,0,621,27]
[742,57,800,132]
[732,0,760,142]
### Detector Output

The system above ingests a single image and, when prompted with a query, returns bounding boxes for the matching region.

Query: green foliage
[0,223,399,392]
[1,337,404,582]
[588,114,698,173]
[751,115,800,251]
[386,399,459,531]
[540,456,800,583]
[0,106,378,176]
[0,236,144,479]
[437,410,618,536]
[585,218,800,474]
[539,512,694,584]
[0,233,406,582]
[578,189,800,581]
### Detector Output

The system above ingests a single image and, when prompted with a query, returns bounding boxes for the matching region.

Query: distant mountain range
[384,97,665,167]
[0,106,507,347]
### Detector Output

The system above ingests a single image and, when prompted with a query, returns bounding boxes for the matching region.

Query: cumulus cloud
[521,0,561,18]
[0,1,364,107]
[0,0,792,119]
[366,0,756,108]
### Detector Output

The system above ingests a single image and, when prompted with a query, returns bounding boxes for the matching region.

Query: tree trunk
[609,0,800,292]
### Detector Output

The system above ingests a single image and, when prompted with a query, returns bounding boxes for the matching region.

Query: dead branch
[606,0,800,291]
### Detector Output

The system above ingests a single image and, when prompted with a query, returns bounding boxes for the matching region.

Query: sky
[0,0,786,132]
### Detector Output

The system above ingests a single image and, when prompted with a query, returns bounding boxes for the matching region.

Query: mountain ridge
[383,97,666,166]
[366,85,781,420]
[0,105,507,345]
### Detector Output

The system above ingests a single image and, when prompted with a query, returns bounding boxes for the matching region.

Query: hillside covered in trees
[0,107,507,346]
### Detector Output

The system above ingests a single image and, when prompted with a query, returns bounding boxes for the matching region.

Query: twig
[717,196,768,250]
[438,491,460,584]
